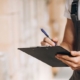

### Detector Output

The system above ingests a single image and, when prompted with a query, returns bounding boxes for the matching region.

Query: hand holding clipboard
[18,28,72,67]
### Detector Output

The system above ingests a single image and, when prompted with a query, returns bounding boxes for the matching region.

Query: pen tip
[41,28,42,30]
[41,28,43,31]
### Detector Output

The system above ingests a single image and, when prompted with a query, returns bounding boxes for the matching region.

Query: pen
[41,28,57,46]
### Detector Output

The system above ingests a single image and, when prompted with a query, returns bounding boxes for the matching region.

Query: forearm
[60,19,74,52]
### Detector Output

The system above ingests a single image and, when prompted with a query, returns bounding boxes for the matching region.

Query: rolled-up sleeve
[64,0,72,19]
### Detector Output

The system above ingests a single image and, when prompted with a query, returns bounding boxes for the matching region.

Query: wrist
[60,42,73,51]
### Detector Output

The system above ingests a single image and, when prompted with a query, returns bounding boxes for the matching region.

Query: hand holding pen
[41,28,58,46]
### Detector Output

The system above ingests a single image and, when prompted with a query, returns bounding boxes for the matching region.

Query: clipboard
[18,46,72,67]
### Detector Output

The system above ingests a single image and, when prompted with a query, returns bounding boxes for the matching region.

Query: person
[41,0,80,80]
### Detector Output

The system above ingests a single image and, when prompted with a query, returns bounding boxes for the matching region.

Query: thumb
[52,37,58,42]
[52,37,58,46]
[71,51,80,57]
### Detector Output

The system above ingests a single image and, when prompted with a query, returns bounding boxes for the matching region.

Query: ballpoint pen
[41,28,57,46]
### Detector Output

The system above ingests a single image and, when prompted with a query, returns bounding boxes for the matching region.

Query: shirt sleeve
[64,0,72,19]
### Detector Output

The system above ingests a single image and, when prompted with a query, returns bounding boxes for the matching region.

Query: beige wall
[48,0,66,43]
[0,0,66,80]
[0,0,53,80]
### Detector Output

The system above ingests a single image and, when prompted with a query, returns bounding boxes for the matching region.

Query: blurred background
[0,0,73,80]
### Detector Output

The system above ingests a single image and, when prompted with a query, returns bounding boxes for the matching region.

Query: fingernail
[55,56,57,58]
[57,54,60,57]
[52,43,55,46]
[71,51,75,54]
[56,57,60,59]
[71,51,74,53]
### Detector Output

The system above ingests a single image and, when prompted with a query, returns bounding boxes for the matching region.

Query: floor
[54,67,73,80]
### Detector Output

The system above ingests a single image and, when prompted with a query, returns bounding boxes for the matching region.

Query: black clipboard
[18,46,72,67]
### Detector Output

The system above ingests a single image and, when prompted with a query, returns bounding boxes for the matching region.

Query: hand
[56,51,80,70]
[41,37,58,46]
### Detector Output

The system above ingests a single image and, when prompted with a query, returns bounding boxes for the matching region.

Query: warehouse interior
[0,0,73,80]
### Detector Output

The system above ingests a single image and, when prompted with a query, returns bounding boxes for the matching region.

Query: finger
[41,41,51,46]
[71,67,78,70]
[56,55,73,62]
[43,37,55,46]
[71,51,80,57]
[52,38,58,46]
[52,37,58,42]
[56,55,79,64]
[56,57,77,68]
